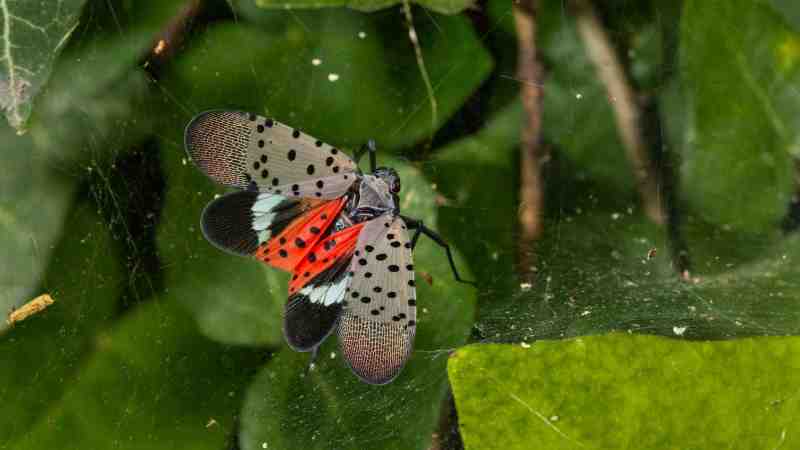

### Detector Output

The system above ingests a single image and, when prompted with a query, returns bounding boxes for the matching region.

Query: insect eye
[391,181,401,193]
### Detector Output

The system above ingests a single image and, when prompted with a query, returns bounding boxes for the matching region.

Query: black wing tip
[200,190,260,257]
[283,294,342,352]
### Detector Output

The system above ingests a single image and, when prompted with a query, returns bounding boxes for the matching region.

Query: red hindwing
[255,197,346,272]
[288,222,365,295]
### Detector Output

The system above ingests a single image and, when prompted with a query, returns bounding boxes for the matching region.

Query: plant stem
[514,0,545,278]
[570,0,666,225]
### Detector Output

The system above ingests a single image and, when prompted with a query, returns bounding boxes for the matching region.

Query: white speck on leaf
[327,73,339,82]
[673,326,687,336]
[311,58,321,66]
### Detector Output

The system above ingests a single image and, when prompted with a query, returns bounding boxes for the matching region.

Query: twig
[141,0,203,77]
[570,0,665,225]
[401,0,438,150]
[514,0,545,278]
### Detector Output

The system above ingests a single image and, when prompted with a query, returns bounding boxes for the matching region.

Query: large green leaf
[0,198,123,446]
[449,335,800,449]
[680,0,800,231]
[159,8,492,151]
[253,0,472,15]
[0,0,85,131]
[11,299,259,450]
[239,156,477,450]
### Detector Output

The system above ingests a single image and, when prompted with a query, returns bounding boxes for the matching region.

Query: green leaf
[239,156,477,450]
[770,0,800,32]
[449,335,800,449]
[11,299,258,450]
[160,9,492,150]
[253,0,472,15]
[0,0,85,131]
[680,0,800,231]
[0,125,75,332]
[0,198,124,445]
[156,135,285,347]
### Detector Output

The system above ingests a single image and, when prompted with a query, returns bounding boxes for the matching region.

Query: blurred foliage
[254,0,472,15]
[1,0,799,448]
[680,0,799,232]
[449,335,800,449]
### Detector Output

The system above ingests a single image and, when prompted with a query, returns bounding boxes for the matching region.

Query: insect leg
[353,140,378,172]
[401,216,477,287]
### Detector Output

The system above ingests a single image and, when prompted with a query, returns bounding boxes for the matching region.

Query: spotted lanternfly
[185,110,473,384]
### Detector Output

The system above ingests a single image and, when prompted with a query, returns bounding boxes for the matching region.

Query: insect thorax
[333,174,398,229]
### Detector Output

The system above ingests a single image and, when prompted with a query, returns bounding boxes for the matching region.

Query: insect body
[185,110,471,384]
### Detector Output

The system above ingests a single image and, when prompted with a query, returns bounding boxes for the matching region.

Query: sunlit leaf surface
[450,336,800,449]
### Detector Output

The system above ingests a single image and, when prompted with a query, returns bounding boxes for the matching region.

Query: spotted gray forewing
[185,110,357,256]
[337,215,417,385]
[184,110,358,199]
